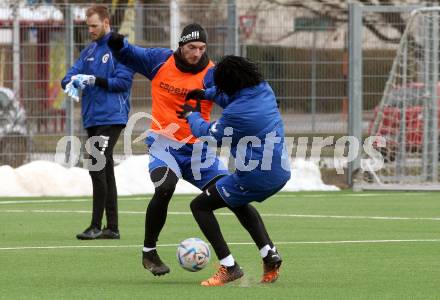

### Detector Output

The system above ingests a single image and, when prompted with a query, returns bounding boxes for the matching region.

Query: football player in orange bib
[108,24,228,276]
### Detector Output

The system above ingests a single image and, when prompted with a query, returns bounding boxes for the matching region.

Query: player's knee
[190,192,211,213]
[153,180,176,201]
[190,197,200,214]
[190,198,206,216]
[150,167,178,199]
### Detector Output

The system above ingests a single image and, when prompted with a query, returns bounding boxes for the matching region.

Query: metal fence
[349,3,440,190]
[347,3,423,185]
[0,1,426,175]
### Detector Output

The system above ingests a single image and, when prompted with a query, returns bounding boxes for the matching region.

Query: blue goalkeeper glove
[64,81,80,102]
[71,74,96,90]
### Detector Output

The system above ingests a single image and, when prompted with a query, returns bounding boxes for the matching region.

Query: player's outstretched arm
[108,32,172,80]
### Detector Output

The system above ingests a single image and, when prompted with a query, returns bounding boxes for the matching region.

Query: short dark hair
[86,5,110,21]
[214,55,263,96]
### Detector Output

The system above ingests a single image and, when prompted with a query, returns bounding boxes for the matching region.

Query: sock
[142,246,156,253]
[219,254,235,267]
[260,245,272,258]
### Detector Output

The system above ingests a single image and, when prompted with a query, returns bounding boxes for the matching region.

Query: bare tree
[247,0,426,44]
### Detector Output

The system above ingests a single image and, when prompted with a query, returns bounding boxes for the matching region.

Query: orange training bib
[150,55,214,144]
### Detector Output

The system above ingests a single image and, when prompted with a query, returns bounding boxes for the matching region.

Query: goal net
[358,7,440,190]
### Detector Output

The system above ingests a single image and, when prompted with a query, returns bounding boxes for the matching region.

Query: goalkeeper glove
[71,74,96,90]
[185,89,206,101]
[64,81,80,102]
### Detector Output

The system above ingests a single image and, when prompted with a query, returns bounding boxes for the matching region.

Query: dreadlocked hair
[214,55,263,97]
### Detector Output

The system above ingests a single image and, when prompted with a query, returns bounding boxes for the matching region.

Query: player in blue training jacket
[178,55,291,286]
[61,5,134,240]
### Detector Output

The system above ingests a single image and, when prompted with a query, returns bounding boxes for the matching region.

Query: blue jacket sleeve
[187,112,230,142]
[203,67,215,89]
[106,62,134,92]
[204,86,232,109]
[112,39,172,80]
[61,55,84,89]
[204,86,216,99]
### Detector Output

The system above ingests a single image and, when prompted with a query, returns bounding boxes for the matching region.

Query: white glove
[71,74,96,90]
[64,81,80,102]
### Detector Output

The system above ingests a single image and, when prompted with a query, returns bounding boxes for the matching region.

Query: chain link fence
[0,1,421,175]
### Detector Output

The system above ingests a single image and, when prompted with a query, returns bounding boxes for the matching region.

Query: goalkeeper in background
[61,4,134,240]
[180,55,291,286]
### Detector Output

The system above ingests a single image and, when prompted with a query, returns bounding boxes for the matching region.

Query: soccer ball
[177,238,210,272]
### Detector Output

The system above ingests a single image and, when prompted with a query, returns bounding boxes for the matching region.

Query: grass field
[1,191,439,299]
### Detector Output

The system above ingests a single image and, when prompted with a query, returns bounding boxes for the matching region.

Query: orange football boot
[201,263,244,286]
[261,250,282,283]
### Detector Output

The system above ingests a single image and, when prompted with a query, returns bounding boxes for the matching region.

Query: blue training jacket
[61,32,134,129]
[187,81,291,191]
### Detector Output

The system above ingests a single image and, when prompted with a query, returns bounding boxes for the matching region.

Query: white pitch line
[0,195,198,205]
[248,213,440,221]
[1,239,440,251]
[276,192,435,198]
[0,192,435,205]
[0,197,147,205]
[0,209,93,214]
[1,209,440,221]
[0,199,90,204]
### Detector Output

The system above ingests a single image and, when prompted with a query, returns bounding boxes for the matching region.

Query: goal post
[356,7,440,190]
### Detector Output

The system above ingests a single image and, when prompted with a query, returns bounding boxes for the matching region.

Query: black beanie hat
[179,23,207,46]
